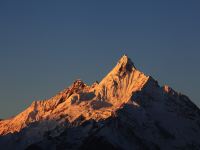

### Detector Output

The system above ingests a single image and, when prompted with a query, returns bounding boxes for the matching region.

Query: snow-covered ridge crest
[0,55,150,135]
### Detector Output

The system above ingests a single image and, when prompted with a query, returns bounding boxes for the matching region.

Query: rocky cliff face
[0,55,200,150]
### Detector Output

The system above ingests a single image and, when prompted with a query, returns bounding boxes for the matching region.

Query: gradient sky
[0,0,200,118]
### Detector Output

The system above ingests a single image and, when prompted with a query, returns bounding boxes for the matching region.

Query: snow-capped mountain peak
[0,55,200,150]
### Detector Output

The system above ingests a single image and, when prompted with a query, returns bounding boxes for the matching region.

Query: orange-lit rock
[0,55,150,135]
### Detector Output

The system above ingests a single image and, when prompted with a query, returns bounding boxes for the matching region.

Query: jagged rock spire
[117,54,136,70]
[105,55,136,77]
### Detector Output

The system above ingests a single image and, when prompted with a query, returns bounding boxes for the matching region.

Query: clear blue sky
[0,0,200,118]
